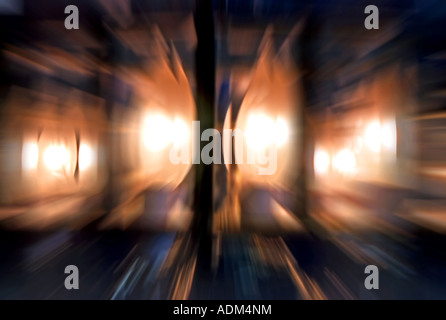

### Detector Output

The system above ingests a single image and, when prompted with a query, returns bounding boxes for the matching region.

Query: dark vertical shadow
[190,0,215,296]
[292,9,321,224]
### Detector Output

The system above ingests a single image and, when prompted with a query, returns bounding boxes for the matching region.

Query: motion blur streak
[0,0,446,300]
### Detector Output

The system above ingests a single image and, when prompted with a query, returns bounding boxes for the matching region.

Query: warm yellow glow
[43,145,70,171]
[333,149,356,174]
[22,142,39,170]
[314,148,330,175]
[79,144,94,171]
[245,113,289,151]
[353,137,363,154]
[143,114,172,151]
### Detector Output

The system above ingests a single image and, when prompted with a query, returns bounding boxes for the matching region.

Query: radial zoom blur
[0,0,445,299]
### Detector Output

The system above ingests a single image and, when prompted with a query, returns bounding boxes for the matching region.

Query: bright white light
[333,149,356,174]
[245,114,290,151]
[314,149,330,175]
[43,145,70,171]
[245,114,275,151]
[364,119,397,153]
[275,117,289,147]
[172,117,189,149]
[22,142,38,170]
[364,121,381,153]
[143,114,173,151]
[79,144,94,171]
[381,120,396,152]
